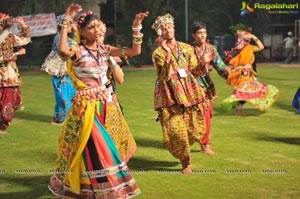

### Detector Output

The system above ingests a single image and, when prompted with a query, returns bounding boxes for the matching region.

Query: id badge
[101,72,108,85]
[178,68,187,77]
[107,93,112,102]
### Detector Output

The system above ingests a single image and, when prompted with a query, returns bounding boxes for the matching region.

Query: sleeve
[152,48,172,81]
[187,47,198,71]
[211,45,228,79]
[71,46,83,63]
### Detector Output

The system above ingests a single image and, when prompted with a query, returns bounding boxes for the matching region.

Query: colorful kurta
[49,44,140,199]
[222,44,279,111]
[41,34,77,123]
[152,42,206,162]
[191,42,227,146]
[0,27,30,130]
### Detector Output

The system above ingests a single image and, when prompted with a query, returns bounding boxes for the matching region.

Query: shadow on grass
[127,156,179,171]
[135,137,164,150]
[214,105,265,117]
[256,136,300,146]
[0,175,53,199]
[14,111,52,123]
[274,100,295,113]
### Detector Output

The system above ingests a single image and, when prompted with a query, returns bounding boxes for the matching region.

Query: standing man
[151,14,206,174]
[0,13,31,135]
[190,21,228,155]
[283,32,294,64]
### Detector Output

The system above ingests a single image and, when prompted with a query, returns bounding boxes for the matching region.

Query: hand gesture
[17,48,26,55]
[66,3,82,19]
[161,40,172,63]
[132,11,149,27]
[14,17,26,27]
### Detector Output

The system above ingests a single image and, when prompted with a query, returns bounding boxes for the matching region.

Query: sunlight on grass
[0,66,299,199]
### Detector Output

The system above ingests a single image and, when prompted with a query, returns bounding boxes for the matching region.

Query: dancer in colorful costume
[190,21,229,155]
[0,13,30,135]
[41,14,77,125]
[48,3,148,198]
[152,14,206,174]
[222,30,279,115]
[97,21,137,163]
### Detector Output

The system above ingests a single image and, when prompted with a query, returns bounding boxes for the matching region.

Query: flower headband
[151,13,174,36]
[77,11,106,35]
[77,10,92,26]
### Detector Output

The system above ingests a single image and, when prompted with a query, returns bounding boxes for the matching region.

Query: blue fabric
[52,75,76,122]
[292,87,300,109]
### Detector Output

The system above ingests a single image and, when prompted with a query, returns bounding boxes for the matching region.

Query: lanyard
[170,42,182,64]
[84,45,100,64]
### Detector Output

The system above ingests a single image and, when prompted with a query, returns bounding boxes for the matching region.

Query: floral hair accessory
[151,13,174,43]
[77,10,93,28]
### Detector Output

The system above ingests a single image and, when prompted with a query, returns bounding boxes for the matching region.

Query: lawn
[0,64,299,199]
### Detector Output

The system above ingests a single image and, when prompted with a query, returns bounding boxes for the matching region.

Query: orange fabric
[227,45,255,86]
[229,45,254,67]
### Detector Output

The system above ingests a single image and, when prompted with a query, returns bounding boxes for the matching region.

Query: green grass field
[0,64,299,199]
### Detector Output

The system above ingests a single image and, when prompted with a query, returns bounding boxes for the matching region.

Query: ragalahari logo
[240,2,254,16]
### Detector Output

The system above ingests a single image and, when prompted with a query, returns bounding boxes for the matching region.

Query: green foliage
[229,23,247,35]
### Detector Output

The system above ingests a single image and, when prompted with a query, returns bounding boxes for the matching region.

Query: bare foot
[181,165,192,174]
[15,105,25,111]
[0,130,8,135]
[201,145,217,156]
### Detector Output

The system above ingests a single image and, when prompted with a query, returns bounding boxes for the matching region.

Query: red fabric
[0,87,21,130]
[202,101,213,145]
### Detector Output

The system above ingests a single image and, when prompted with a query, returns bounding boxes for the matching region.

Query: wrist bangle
[132,33,143,44]
[132,24,142,32]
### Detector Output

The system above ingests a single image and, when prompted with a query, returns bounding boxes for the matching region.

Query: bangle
[132,33,143,44]
[65,15,73,22]
[132,24,142,32]
[110,64,120,71]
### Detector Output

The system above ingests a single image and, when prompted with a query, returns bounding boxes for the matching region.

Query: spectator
[283,31,294,64]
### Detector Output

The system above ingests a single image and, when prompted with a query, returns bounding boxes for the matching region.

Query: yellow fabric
[68,100,94,194]
[65,60,92,194]
[67,59,87,89]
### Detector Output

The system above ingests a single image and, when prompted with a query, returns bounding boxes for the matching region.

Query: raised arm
[59,4,82,56]
[110,11,149,57]
[251,34,264,52]
[13,17,31,46]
